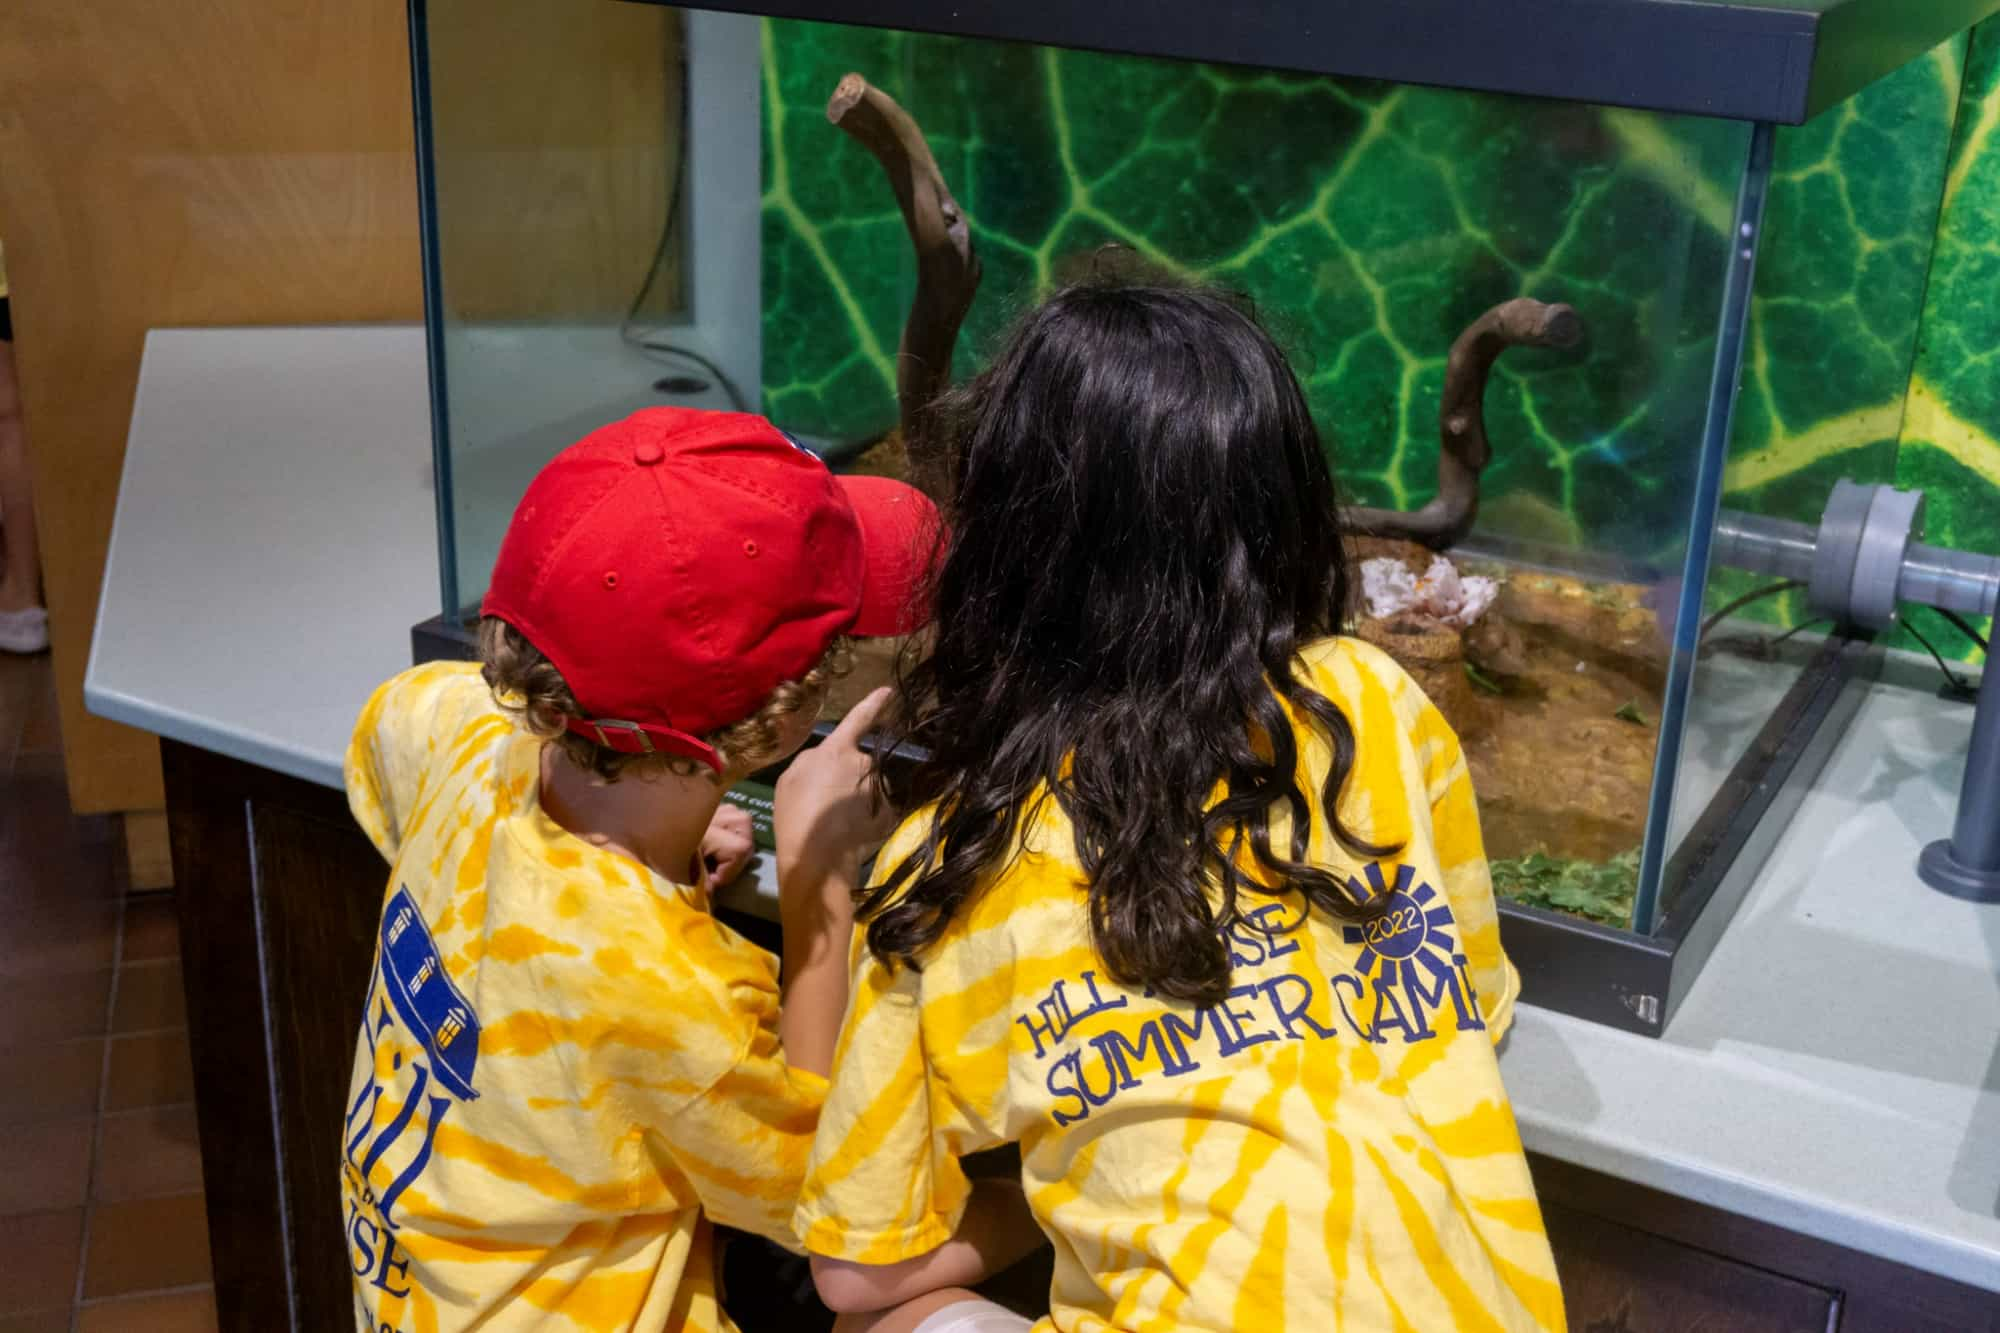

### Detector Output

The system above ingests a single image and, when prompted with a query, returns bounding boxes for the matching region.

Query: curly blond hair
[478,617,850,782]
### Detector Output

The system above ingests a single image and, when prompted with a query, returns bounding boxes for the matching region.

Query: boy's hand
[701,803,756,887]
[774,687,900,903]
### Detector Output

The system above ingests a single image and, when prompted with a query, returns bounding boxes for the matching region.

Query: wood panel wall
[0,0,681,813]
[0,0,423,812]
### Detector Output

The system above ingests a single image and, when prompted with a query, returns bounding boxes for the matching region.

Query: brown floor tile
[0,968,112,1044]
[0,904,120,979]
[119,897,179,963]
[0,1119,93,1215]
[0,1310,73,1333]
[104,1031,194,1112]
[0,649,46,694]
[11,680,59,760]
[0,765,123,956]
[0,756,116,862]
[110,959,184,1033]
[0,749,63,784]
[0,1208,83,1316]
[93,1105,203,1203]
[77,1286,218,1333]
[0,1039,104,1124]
[0,655,46,765]
[81,1193,212,1300]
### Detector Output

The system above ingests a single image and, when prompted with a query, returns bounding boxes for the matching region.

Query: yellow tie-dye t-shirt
[796,638,1565,1333]
[341,662,827,1333]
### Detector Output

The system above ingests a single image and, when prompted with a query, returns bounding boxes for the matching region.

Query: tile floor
[0,651,217,1332]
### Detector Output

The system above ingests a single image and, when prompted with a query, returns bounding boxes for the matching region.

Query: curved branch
[827,73,982,502]
[1346,297,1582,549]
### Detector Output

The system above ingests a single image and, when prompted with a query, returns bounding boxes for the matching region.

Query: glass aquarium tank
[408,0,1999,1033]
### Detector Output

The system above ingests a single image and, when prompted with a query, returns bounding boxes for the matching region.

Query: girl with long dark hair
[793,269,1566,1333]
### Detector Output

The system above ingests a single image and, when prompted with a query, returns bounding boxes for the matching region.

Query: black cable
[1699,579,1802,643]
[1902,616,1974,695]
[1769,617,1827,648]
[1932,605,1991,655]
[1707,615,1825,662]
[636,339,750,413]
[621,19,691,346]
[609,20,761,415]
[610,25,871,451]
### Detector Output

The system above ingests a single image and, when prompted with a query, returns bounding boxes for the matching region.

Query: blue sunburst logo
[1342,863,1462,996]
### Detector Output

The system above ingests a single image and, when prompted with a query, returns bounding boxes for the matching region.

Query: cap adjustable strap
[562,715,723,774]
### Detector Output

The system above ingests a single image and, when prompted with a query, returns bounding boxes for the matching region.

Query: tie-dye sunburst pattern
[795,639,1565,1332]
[341,662,827,1333]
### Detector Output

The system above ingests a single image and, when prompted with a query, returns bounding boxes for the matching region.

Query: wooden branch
[827,73,982,502]
[1346,298,1582,549]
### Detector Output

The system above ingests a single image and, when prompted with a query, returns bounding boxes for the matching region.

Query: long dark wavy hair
[861,267,1397,1006]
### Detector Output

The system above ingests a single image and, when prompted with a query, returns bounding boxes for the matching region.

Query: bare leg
[0,336,43,613]
[832,1288,1008,1333]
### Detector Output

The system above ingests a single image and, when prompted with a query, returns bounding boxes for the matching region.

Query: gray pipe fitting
[1900,542,2000,621]
[1713,512,1815,584]
[1805,480,1924,631]
[1717,481,1998,631]
[1712,481,2000,900]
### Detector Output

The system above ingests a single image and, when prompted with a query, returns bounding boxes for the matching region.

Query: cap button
[633,441,664,465]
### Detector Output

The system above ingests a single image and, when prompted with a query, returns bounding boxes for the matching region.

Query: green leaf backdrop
[758,20,1999,655]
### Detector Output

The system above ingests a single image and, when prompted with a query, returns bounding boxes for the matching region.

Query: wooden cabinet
[163,739,2000,1332]
[1533,1156,1998,1332]
[164,740,384,1331]
[1544,1199,1838,1332]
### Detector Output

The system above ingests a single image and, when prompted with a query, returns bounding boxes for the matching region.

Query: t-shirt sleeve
[344,663,480,862]
[653,971,831,1253]
[579,910,829,1252]
[1412,698,1519,1043]
[791,947,987,1263]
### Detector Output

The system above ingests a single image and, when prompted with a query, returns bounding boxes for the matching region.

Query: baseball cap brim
[837,474,943,638]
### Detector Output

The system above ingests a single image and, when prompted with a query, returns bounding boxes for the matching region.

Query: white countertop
[88,326,440,789]
[87,325,2000,1294]
[1503,672,2000,1291]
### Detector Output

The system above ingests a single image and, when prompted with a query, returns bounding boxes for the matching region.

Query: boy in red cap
[338,408,939,1332]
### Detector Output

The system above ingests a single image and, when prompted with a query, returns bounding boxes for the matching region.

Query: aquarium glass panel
[421,3,1768,934]
[761,18,1756,936]
[418,0,763,617]
[1658,42,1966,919]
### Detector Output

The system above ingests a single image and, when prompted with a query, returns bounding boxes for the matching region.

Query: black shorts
[0,297,11,343]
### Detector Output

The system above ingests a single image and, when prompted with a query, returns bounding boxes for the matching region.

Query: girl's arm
[774,688,899,1074]
[809,1179,1045,1314]
[775,854,861,1076]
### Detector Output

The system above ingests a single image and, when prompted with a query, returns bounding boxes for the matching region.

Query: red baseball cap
[481,407,938,772]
